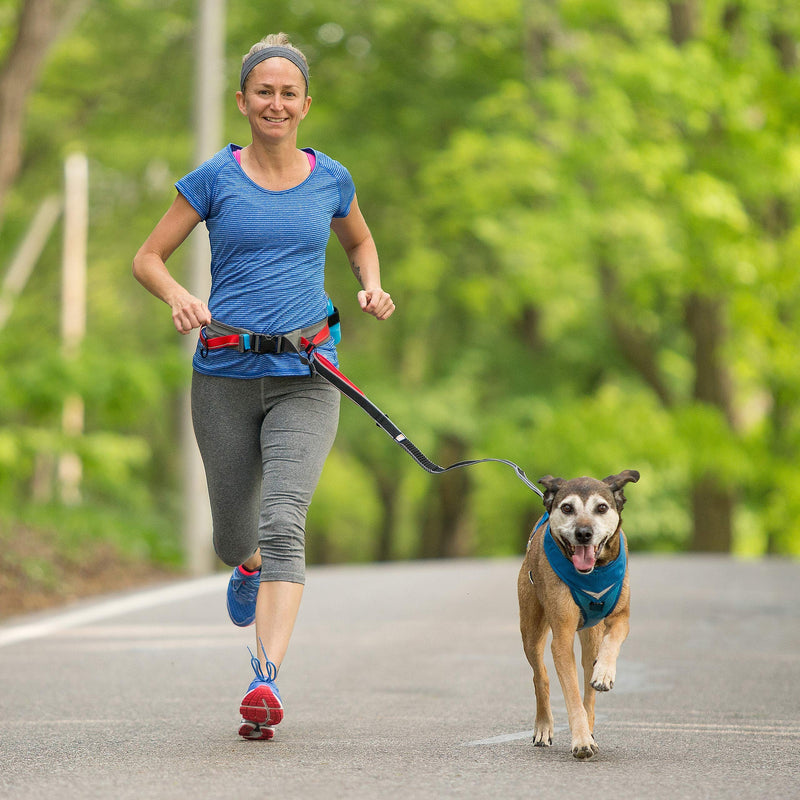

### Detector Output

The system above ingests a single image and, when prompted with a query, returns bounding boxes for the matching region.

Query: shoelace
[247,638,278,683]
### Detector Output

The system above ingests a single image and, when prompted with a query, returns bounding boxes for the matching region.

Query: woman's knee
[213,532,257,568]
[258,512,306,563]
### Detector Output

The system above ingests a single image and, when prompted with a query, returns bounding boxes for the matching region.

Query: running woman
[133,32,394,740]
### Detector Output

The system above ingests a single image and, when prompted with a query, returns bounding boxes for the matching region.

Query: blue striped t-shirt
[176,144,355,378]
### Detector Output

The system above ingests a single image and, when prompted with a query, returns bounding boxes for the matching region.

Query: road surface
[0,555,798,799]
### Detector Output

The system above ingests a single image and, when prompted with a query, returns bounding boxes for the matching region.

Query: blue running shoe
[226,566,260,627]
[239,644,283,738]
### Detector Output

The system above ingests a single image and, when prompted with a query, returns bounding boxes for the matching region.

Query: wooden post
[182,0,226,574]
[59,152,88,505]
[0,195,62,331]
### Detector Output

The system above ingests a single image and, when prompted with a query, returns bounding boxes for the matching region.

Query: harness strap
[542,520,627,630]
[198,317,543,499]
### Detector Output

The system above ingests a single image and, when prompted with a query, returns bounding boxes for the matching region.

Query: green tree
[397,0,800,554]
[1,0,798,579]
[0,0,89,223]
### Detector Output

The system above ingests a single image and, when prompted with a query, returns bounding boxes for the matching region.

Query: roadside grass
[0,504,183,620]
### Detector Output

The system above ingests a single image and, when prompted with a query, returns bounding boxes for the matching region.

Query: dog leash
[199,316,544,499]
[305,348,544,497]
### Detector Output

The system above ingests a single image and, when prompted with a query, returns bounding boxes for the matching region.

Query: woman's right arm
[132,192,212,334]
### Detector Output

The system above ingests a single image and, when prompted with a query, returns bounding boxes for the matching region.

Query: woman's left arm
[331,194,395,320]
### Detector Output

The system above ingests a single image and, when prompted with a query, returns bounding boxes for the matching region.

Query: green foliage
[1,0,798,574]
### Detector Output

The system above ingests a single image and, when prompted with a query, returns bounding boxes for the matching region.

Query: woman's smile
[237,57,311,141]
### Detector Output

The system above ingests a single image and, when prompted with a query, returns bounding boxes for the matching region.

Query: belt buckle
[251,333,282,354]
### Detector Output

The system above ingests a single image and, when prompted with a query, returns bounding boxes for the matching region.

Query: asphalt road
[0,555,798,800]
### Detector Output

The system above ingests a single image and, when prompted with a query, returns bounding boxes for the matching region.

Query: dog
[517,470,640,760]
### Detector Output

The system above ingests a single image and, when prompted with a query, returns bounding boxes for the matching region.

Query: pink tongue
[572,545,596,572]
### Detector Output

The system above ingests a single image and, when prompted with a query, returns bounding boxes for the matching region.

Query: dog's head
[538,470,640,574]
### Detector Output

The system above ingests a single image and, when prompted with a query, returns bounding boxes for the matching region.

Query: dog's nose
[575,525,593,544]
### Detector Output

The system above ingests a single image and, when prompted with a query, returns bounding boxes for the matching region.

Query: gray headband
[240,46,309,92]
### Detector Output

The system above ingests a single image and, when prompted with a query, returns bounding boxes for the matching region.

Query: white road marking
[465,719,800,745]
[612,720,800,737]
[0,574,228,648]
[465,726,569,746]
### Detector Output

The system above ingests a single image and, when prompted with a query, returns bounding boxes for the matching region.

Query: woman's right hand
[170,291,212,334]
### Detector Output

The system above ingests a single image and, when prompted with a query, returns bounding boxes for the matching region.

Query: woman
[133,32,394,740]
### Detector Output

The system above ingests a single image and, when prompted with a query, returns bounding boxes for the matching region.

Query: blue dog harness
[531,514,627,630]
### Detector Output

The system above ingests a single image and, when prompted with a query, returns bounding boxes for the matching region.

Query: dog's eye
[596,503,609,514]
[560,503,573,514]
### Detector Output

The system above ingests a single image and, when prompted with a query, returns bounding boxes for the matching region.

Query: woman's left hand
[358,288,395,320]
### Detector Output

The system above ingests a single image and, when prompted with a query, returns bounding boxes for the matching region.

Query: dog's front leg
[579,626,602,731]
[551,628,598,760]
[591,609,630,692]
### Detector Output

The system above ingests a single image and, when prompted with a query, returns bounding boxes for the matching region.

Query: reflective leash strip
[200,332,241,351]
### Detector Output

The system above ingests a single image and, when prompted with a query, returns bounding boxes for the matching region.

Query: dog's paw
[532,724,553,747]
[590,659,616,692]
[572,735,599,760]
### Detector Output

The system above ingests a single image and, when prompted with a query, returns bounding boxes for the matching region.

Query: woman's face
[236,57,311,140]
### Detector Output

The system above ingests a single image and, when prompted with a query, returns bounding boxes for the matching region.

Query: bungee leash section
[199,315,544,499]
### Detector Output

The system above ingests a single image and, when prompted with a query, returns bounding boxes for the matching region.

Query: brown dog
[517,470,640,760]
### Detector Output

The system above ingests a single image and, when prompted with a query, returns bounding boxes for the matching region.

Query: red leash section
[199,317,543,498]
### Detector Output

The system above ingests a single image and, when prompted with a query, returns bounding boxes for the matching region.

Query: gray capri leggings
[191,370,340,584]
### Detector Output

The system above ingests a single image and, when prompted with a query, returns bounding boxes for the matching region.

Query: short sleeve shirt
[176,144,355,377]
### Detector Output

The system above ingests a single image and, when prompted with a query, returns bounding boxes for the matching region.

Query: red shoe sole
[240,684,284,726]
[238,720,275,740]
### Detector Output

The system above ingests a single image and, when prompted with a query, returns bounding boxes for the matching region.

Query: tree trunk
[685,295,734,424]
[670,0,736,553]
[0,0,87,223]
[374,469,398,562]
[668,0,698,46]
[418,436,472,559]
[762,25,797,554]
[599,261,674,407]
[689,475,733,552]
[765,382,793,555]
[770,29,798,72]
[685,294,735,551]
[522,0,557,82]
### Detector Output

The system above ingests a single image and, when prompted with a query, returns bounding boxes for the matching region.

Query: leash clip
[199,328,209,359]
[299,335,318,373]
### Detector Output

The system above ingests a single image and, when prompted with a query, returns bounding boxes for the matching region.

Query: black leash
[305,349,544,499]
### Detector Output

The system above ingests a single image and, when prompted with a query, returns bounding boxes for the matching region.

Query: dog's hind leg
[520,601,554,747]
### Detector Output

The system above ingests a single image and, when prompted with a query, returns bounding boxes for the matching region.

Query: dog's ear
[602,470,640,511]
[538,475,565,513]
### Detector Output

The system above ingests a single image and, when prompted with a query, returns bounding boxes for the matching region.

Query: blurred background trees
[0,0,798,592]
